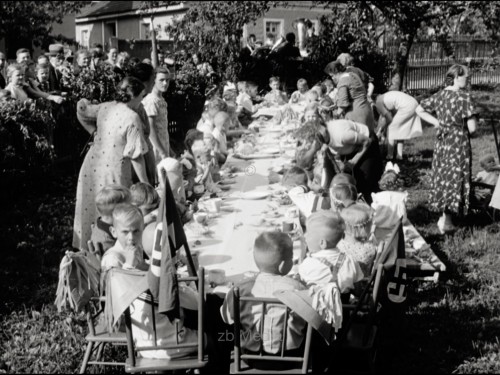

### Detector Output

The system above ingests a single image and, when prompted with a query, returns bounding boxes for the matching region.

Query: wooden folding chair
[123,268,207,373]
[80,242,127,373]
[80,296,128,373]
[334,220,404,374]
[230,288,313,374]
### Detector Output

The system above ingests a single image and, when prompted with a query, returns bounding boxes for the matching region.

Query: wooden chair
[230,288,313,374]
[80,296,128,373]
[123,268,207,373]
[80,242,127,373]
[334,220,404,374]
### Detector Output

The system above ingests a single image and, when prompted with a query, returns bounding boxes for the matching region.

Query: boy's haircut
[305,210,345,252]
[253,232,293,273]
[16,48,30,56]
[340,203,374,241]
[207,97,228,113]
[6,64,23,79]
[95,185,132,215]
[130,182,160,210]
[330,173,357,188]
[213,111,230,129]
[330,184,357,211]
[297,78,308,87]
[282,166,309,188]
[247,81,258,89]
[184,129,204,151]
[306,90,319,101]
[480,155,495,169]
[112,203,144,228]
[269,76,280,85]
[323,78,334,87]
[35,63,49,73]
[155,66,171,78]
[237,81,248,92]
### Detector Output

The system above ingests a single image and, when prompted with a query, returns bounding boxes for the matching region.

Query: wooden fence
[384,37,500,93]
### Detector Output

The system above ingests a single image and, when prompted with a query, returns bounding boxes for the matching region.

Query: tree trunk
[389,35,414,91]
[151,16,159,69]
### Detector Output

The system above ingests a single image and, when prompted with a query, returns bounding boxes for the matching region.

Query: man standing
[46,44,64,92]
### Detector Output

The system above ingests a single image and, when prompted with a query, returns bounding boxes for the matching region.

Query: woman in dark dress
[416,64,477,234]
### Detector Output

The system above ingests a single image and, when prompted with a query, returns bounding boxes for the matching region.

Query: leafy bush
[62,63,121,104]
[0,99,55,170]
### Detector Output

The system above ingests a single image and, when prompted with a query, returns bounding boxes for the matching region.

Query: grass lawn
[1,90,500,373]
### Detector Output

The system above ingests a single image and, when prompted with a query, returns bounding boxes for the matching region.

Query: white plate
[240,191,271,200]
[260,148,280,154]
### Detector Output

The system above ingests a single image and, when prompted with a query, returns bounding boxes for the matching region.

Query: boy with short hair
[101,203,148,272]
[101,203,199,360]
[130,182,160,225]
[236,81,255,127]
[289,78,309,104]
[91,185,132,253]
[263,77,288,106]
[299,211,364,294]
[221,232,307,355]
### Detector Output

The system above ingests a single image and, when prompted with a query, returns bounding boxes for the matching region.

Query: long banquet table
[184,119,446,293]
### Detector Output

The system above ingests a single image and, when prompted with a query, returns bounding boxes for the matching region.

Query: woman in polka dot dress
[72,77,150,250]
[416,64,477,234]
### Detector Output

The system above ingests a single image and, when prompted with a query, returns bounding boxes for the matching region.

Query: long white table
[183,125,302,293]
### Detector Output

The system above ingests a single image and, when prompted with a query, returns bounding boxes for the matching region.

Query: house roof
[77,1,143,18]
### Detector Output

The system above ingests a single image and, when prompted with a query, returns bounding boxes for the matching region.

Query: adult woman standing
[73,77,150,250]
[324,61,375,132]
[323,119,383,204]
[375,90,423,160]
[416,64,477,234]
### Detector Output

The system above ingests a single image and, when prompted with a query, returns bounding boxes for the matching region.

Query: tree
[139,1,180,68]
[163,1,279,82]
[0,1,90,51]
[314,1,500,91]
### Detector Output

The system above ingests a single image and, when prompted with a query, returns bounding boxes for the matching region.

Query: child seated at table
[289,78,309,104]
[156,157,189,215]
[130,182,160,226]
[329,173,358,212]
[305,89,319,104]
[101,203,199,360]
[236,81,255,127]
[192,142,216,194]
[91,185,132,254]
[101,203,149,272]
[196,97,228,135]
[302,103,326,127]
[263,76,288,107]
[337,203,377,277]
[182,129,204,199]
[221,232,307,356]
[299,211,364,294]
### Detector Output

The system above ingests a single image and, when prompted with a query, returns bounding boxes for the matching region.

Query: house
[75,1,188,49]
[75,1,328,55]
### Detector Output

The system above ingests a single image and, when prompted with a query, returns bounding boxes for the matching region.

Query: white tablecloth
[184,125,301,292]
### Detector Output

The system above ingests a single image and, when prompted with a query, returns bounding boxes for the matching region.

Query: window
[106,21,117,37]
[81,29,89,47]
[142,23,151,39]
[264,19,284,38]
[311,20,320,35]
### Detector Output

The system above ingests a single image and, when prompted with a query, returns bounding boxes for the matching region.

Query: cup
[208,269,226,286]
[193,212,208,225]
[208,198,222,213]
[282,220,297,233]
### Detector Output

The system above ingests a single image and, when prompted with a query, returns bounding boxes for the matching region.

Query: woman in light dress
[375,90,423,160]
[73,77,150,250]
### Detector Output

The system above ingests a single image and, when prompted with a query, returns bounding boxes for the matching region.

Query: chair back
[124,267,205,368]
[232,287,313,374]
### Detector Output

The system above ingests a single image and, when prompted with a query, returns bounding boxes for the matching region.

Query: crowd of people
[3,38,485,371]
